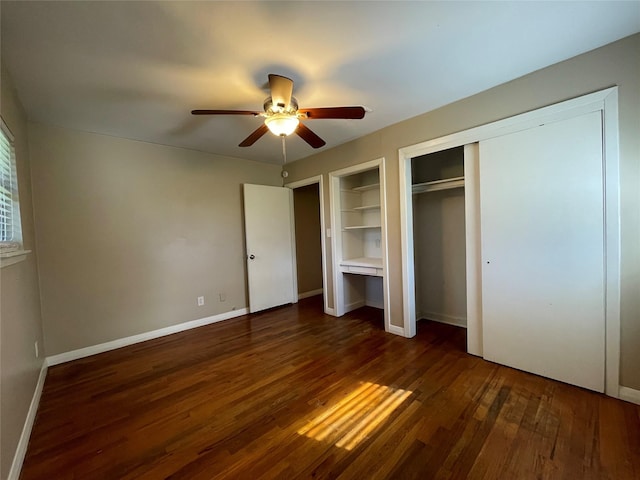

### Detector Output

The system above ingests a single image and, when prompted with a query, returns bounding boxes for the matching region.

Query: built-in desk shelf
[339,257,383,277]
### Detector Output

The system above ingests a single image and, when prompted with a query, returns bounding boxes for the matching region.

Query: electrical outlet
[219,293,226,302]
[34,341,39,358]
[197,296,205,306]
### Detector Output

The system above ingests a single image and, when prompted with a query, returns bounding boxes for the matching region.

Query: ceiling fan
[191,74,366,149]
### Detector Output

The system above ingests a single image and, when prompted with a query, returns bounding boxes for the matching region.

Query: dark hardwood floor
[21,296,640,479]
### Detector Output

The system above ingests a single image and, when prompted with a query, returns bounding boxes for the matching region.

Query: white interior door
[243,184,296,313]
[479,111,605,392]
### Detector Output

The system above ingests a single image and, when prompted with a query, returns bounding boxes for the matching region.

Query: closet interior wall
[412,146,467,327]
[292,183,323,298]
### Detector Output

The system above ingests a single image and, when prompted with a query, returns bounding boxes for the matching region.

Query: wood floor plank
[20,297,640,479]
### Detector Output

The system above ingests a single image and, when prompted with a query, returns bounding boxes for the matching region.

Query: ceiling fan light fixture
[265,113,299,136]
[192,74,366,148]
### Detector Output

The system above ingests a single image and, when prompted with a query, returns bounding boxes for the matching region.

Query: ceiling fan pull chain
[282,135,287,165]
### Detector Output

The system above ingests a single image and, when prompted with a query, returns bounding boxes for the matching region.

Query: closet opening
[399,140,481,353]
[411,146,467,331]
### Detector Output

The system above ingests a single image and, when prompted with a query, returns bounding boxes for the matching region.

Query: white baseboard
[418,311,467,328]
[365,298,384,309]
[298,288,323,300]
[46,308,249,366]
[8,361,48,480]
[324,307,336,316]
[619,386,640,405]
[344,300,366,314]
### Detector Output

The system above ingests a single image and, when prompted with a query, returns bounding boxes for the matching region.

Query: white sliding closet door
[479,111,605,392]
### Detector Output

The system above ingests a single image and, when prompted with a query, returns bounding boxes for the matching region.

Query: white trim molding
[47,308,248,366]
[0,249,31,268]
[388,325,405,336]
[619,386,640,406]
[8,362,48,480]
[463,143,482,356]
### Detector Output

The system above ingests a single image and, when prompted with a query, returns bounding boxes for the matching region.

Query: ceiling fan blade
[268,74,294,110]
[239,124,269,147]
[299,106,366,119]
[296,123,326,149]
[191,109,260,116]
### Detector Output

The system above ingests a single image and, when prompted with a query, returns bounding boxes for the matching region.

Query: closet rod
[412,176,465,194]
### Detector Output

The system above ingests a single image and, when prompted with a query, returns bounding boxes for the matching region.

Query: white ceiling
[2,1,639,164]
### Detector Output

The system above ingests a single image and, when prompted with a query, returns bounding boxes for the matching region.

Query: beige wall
[0,65,45,478]
[286,34,640,390]
[293,184,323,295]
[28,124,282,356]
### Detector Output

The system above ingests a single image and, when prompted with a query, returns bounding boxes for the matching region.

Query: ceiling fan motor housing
[264,97,299,116]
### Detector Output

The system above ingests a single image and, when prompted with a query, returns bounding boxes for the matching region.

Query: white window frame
[1,116,30,267]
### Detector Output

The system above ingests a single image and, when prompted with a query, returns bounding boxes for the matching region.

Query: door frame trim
[285,175,332,315]
[398,87,620,397]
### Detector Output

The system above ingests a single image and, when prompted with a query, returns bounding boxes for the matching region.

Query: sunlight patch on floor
[297,382,412,450]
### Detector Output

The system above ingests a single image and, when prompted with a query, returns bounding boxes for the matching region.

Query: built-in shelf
[341,205,380,213]
[412,176,465,194]
[331,160,385,314]
[353,204,380,211]
[351,183,380,192]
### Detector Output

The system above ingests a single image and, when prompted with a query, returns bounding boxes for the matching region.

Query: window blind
[0,119,20,249]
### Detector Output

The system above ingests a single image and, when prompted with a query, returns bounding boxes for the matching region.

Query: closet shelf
[412,176,464,194]
[343,225,381,230]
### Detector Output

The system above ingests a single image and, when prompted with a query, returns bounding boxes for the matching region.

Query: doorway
[286,175,331,315]
[293,183,323,299]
